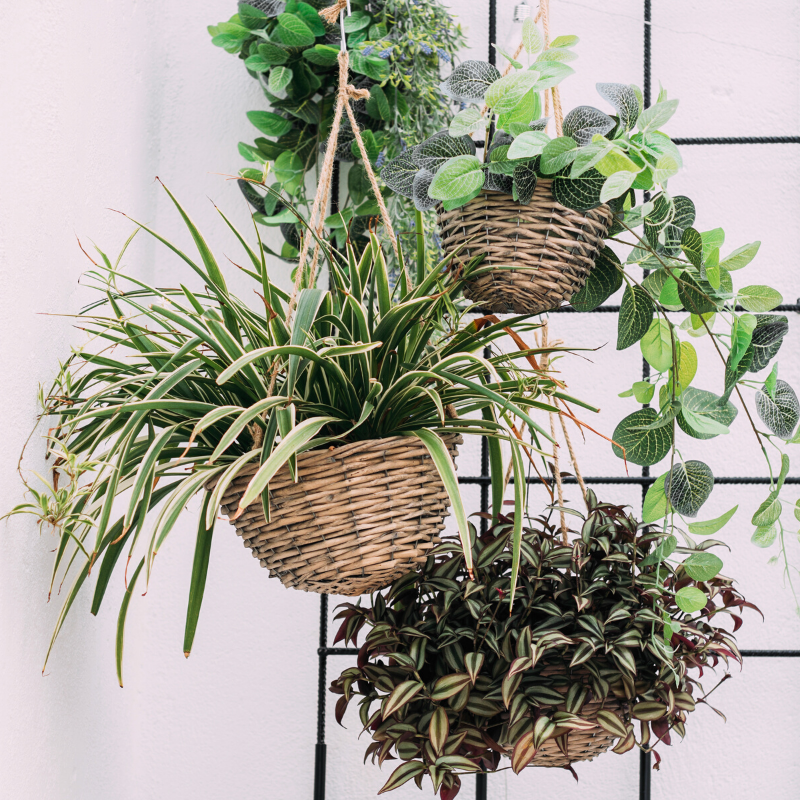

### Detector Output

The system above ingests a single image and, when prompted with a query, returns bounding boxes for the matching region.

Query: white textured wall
[1,1,798,798]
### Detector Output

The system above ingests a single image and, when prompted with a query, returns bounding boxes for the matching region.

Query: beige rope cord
[539,320,591,544]
[539,0,564,136]
[263,13,403,410]
[211,435,462,595]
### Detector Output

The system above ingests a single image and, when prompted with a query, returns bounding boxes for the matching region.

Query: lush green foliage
[332,495,753,796]
[382,13,798,599]
[379,14,795,591]
[210,0,463,258]
[589,188,796,600]
[381,18,683,214]
[8,184,596,679]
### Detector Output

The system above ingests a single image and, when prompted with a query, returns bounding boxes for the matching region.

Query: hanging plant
[331,496,757,797]
[209,0,464,259]
[6,182,599,680]
[378,14,795,588]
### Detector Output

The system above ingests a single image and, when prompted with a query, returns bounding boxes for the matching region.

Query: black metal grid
[310,2,800,798]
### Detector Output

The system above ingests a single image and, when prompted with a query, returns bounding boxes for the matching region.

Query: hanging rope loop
[319,0,347,25]
[263,37,402,403]
[538,0,564,136]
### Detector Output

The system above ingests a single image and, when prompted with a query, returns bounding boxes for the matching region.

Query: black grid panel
[311,2,800,798]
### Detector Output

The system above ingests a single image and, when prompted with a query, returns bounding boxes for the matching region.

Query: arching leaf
[617,284,654,350]
[381,150,418,199]
[570,246,622,311]
[675,586,707,614]
[412,169,438,211]
[596,83,639,131]
[562,105,615,145]
[683,552,723,582]
[749,314,788,373]
[677,387,737,440]
[413,131,476,173]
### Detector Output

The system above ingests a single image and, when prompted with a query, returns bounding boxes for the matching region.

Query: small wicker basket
[213,434,461,596]
[509,665,625,768]
[437,181,614,315]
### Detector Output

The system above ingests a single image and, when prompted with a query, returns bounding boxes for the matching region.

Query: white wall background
[1,1,799,798]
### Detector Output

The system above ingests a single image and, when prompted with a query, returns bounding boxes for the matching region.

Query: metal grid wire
[311,2,800,797]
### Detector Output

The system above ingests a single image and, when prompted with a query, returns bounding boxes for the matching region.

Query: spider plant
[17,183,595,682]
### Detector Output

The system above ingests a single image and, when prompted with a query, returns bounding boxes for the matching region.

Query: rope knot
[318,0,347,25]
[342,84,370,101]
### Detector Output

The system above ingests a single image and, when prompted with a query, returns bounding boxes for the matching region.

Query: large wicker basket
[513,665,625,768]
[437,181,614,315]
[213,435,461,596]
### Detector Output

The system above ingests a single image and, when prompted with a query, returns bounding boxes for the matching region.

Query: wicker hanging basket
[212,434,461,596]
[518,664,626,767]
[437,181,614,315]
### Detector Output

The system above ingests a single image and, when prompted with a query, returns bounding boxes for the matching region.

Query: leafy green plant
[15,184,594,680]
[378,11,796,601]
[332,494,753,796]
[380,17,684,215]
[579,187,796,600]
[209,0,464,259]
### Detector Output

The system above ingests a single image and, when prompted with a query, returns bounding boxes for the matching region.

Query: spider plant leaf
[237,416,339,512]
[116,557,144,687]
[146,468,226,584]
[205,450,261,528]
[344,293,371,344]
[484,407,504,519]
[372,296,432,347]
[508,439,525,608]
[407,428,473,576]
[92,481,181,615]
[184,492,215,658]
[373,240,392,317]
[73,399,220,422]
[158,182,228,293]
[214,203,262,271]
[189,406,245,443]
[208,397,289,463]
[287,288,326,395]
[124,424,182,529]
[434,369,555,444]
[44,560,92,673]
[203,316,265,392]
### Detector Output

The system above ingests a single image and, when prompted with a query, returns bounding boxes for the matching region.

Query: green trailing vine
[376,16,796,604]
[209,0,464,262]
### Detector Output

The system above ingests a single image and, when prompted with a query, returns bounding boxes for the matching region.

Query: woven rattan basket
[437,182,614,315]
[213,434,461,596]
[513,665,625,768]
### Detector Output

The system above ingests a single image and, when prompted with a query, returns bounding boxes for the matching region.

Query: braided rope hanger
[261,0,404,409]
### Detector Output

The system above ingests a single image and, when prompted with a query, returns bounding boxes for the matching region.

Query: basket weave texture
[437,182,614,315]
[215,435,461,596]
[518,665,624,768]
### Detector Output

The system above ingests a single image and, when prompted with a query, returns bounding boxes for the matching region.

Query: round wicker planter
[437,182,614,315]
[213,434,461,596]
[511,665,625,768]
